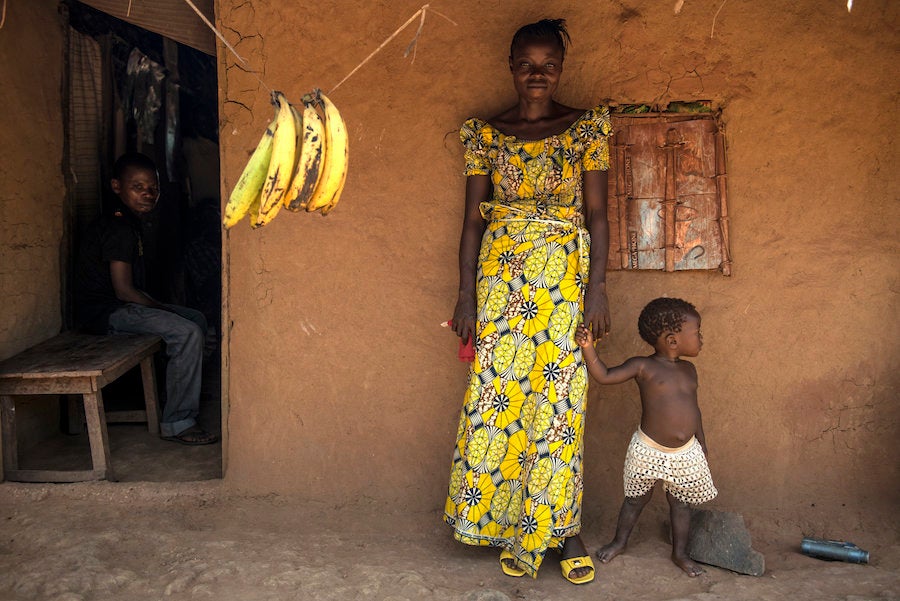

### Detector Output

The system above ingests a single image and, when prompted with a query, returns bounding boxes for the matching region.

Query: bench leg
[139,356,160,435]
[1,395,18,476]
[82,390,114,481]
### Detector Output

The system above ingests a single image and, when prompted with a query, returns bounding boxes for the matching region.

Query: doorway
[21,0,223,481]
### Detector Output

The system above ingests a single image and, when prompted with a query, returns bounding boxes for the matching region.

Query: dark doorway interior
[25,0,223,481]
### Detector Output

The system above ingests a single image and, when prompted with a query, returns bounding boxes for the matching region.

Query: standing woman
[443,19,611,583]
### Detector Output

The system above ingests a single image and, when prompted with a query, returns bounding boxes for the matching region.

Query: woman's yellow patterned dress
[444,106,611,577]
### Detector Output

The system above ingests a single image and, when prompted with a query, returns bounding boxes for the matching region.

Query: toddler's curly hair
[637,297,698,345]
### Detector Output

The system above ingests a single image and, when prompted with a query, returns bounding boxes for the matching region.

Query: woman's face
[508,40,564,102]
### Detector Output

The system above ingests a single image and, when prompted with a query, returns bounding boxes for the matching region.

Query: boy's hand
[574,323,595,348]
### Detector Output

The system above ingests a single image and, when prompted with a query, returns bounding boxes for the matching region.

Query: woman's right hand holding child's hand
[575,323,595,349]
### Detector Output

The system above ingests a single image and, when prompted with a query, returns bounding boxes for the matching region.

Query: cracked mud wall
[0,3,66,446]
[217,0,899,533]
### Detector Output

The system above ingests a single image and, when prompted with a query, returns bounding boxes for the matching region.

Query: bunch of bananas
[223,89,349,229]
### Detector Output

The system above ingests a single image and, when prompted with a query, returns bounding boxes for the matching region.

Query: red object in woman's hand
[458,336,475,362]
[445,320,475,362]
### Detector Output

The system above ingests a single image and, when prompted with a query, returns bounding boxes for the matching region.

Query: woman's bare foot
[595,540,626,563]
[672,553,705,577]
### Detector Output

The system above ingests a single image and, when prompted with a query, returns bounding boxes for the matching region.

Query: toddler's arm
[575,324,643,384]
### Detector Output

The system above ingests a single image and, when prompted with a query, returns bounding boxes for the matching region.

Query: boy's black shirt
[74,210,147,334]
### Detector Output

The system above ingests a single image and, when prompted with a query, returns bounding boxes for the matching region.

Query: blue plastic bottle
[801,537,869,564]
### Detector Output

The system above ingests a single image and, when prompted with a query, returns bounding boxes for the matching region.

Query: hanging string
[330,4,456,93]
[182,0,248,67]
[403,7,429,61]
[182,0,269,94]
[402,5,456,63]
[710,0,728,38]
[182,0,453,97]
[329,4,426,93]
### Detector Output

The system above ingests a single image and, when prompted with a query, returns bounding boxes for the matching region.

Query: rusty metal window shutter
[606,109,732,275]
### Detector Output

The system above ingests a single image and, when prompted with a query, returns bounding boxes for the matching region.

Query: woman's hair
[637,297,698,345]
[112,152,157,180]
[510,18,571,60]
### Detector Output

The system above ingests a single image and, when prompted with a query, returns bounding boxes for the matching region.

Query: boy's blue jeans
[108,303,207,437]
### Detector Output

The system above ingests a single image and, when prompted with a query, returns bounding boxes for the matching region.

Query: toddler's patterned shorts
[623,429,717,505]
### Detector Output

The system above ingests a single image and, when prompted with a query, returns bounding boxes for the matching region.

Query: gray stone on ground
[687,508,766,576]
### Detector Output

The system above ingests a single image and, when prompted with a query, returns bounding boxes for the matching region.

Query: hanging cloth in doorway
[123,48,165,145]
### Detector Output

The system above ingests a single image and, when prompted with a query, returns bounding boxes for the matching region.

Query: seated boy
[575,297,716,577]
[74,153,217,445]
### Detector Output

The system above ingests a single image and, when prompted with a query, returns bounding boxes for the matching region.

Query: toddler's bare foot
[672,553,705,577]
[595,540,626,563]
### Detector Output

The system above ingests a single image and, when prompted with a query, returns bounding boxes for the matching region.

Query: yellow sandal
[500,549,527,577]
[560,555,595,584]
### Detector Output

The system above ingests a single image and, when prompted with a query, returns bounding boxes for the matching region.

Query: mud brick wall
[214,0,898,535]
[0,2,67,449]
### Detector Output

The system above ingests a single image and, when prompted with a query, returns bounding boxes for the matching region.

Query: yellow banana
[283,100,325,212]
[247,191,262,229]
[304,90,349,215]
[256,91,297,227]
[222,119,275,229]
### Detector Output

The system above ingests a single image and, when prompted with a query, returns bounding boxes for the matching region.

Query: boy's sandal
[560,555,595,584]
[499,549,527,577]
[162,427,219,446]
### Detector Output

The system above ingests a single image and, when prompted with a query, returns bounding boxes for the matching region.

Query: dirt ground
[0,477,897,601]
[1,375,897,601]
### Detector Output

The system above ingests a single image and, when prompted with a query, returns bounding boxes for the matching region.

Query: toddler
[575,297,716,577]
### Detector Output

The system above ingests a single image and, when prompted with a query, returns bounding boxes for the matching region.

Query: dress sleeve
[580,106,612,172]
[459,118,492,176]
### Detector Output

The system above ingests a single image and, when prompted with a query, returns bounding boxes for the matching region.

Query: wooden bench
[0,332,162,483]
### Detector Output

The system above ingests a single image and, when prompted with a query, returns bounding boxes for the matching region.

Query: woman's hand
[452,295,477,343]
[583,283,610,340]
[581,169,611,340]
